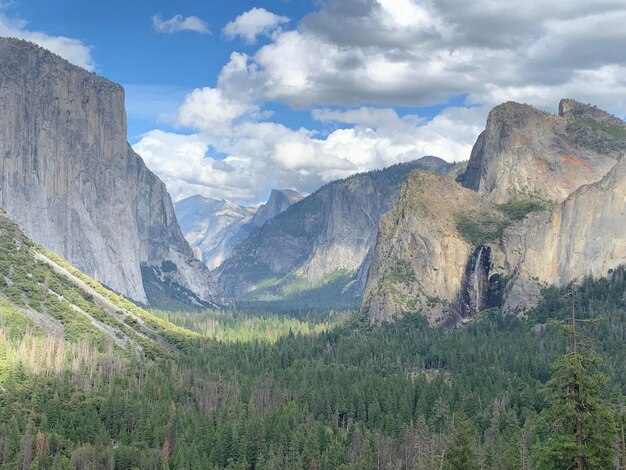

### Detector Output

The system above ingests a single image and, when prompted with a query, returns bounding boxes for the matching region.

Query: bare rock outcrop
[498,154,626,312]
[362,172,505,325]
[457,99,625,203]
[365,99,626,324]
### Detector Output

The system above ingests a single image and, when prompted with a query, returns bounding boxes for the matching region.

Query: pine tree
[443,414,479,470]
[536,286,616,469]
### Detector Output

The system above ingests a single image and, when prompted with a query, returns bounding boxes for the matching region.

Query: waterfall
[472,246,485,311]
[459,245,492,318]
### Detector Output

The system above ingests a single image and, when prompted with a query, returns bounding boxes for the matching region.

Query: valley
[0,18,625,470]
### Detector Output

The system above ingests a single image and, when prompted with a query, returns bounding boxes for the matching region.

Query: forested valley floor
[1,268,626,469]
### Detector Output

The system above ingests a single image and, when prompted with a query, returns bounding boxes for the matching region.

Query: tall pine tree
[536,286,616,469]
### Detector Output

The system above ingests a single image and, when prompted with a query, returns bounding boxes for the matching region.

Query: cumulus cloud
[0,13,94,70]
[223,7,289,44]
[176,86,259,132]
[152,14,209,34]
[216,0,626,114]
[134,0,626,203]
[134,100,485,202]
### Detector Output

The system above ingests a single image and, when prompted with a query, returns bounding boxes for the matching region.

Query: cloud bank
[135,0,626,203]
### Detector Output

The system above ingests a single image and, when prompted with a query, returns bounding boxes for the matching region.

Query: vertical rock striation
[175,189,302,271]
[252,189,303,228]
[0,38,223,308]
[362,171,505,325]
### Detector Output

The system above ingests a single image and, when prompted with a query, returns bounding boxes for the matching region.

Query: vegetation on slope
[455,198,545,246]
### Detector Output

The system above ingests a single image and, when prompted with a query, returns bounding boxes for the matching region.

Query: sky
[2,0,626,204]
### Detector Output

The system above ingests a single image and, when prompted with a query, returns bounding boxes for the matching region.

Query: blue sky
[2,0,626,203]
[10,0,317,139]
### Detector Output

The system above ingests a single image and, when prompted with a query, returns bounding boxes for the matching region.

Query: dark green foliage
[536,351,616,469]
[535,302,617,469]
[497,200,545,220]
[455,213,509,245]
[444,414,479,470]
[566,116,626,152]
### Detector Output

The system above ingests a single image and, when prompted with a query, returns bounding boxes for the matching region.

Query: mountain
[253,189,303,228]
[175,196,256,270]
[175,189,302,270]
[457,99,625,203]
[498,153,626,313]
[218,157,460,307]
[364,99,626,325]
[0,38,224,309]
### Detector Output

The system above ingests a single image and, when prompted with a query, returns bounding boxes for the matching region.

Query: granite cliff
[175,196,256,270]
[253,189,303,228]
[457,99,625,203]
[0,38,223,308]
[362,171,506,325]
[364,100,626,324]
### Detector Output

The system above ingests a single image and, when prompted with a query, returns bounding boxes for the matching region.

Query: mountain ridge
[218,157,461,307]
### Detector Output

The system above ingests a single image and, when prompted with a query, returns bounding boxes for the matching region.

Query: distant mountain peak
[253,189,303,228]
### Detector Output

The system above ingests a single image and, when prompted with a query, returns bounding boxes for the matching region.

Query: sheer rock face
[457,100,625,203]
[365,100,626,324]
[498,154,626,312]
[362,172,505,325]
[175,190,302,271]
[0,38,223,307]
[218,158,457,303]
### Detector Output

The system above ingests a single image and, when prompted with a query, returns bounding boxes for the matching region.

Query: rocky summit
[0,38,224,309]
[365,99,626,325]
[457,99,626,203]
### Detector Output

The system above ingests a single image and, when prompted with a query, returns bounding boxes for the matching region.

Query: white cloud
[215,0,626,114]
[152,14,209,34]
[0,13,94,70]
[133,99,484,203]
[223,7,289,44]
[176,86,258,132]
[134,0,626,203]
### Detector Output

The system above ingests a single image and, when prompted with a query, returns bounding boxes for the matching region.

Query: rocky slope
[362,171,506,325]
[497,153,626,313]
[0,38,223,308]
[0,209,188,355]
[218,157,459,306]
[365,99,626,325]
[175,189,302,270]
[457,99,626,203]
